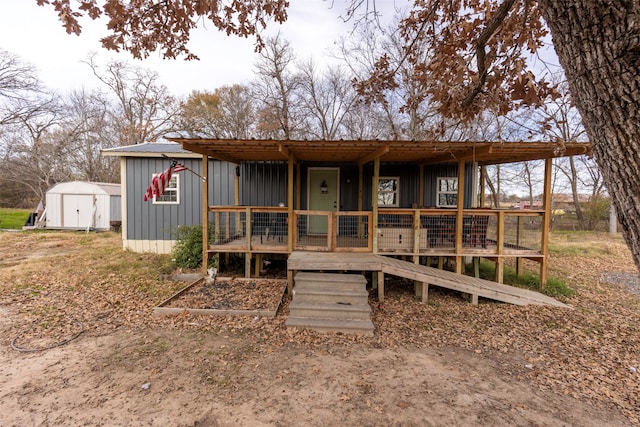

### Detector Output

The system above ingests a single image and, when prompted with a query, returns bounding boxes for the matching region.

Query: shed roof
[164,137,591,166]
[47,181,121,196]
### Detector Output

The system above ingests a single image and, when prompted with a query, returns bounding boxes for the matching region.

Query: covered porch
[167,137,589,292]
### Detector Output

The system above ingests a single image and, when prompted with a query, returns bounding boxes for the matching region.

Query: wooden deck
[287,252,567,308]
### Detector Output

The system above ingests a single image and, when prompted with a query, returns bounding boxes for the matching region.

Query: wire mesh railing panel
[461,213,493,249]
[336,214,370,249]
[295,212,330,250]
[377,212,415,252]
[210,211,245,245]
[503,214,542,251]
[251,210,288,247]
[418,213,456,250]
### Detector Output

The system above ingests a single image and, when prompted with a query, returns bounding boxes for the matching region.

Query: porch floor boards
[287,251,567,308]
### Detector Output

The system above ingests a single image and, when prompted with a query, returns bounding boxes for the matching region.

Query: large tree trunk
[539,0,640,273]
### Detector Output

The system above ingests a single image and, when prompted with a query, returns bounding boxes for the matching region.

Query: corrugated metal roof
[93,182,121,196]
[101,141,197,158]
[163,138,591,166]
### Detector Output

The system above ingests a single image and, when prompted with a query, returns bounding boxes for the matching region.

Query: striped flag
[143,161,187,201]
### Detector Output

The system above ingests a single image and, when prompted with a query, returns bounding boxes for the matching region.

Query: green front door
[308,168,339,234]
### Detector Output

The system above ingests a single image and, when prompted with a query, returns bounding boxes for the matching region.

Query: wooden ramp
[287,252,568,308]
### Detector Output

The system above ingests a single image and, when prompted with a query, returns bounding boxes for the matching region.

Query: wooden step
[294,272,367,292]
[285,316,374,336]
[292,287,369,305]
[289,301,372,321]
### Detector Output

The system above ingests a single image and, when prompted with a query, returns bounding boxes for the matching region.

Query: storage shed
[45,181,121,231]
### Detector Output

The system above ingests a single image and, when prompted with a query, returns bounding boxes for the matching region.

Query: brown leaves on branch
[36,0,290,60]
[355,0,560,121]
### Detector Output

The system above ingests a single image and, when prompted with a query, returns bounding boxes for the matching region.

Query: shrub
[172,225,204,269]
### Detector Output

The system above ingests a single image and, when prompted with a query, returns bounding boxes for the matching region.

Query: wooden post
[245,206,252,278]
[516,258,524,277]
[245,254,252,278]
[254,253,263,277]
[287,156,295,253]
[479,165,486,207]
[372,157,380,254]
[415,281,429,303]
[455,160,465,274]
[201,154,209,274]
[540,157,553,289]
[287,269,294,296]
[377,270,384,302]
[413,209,420,262]
[496,210,505,283]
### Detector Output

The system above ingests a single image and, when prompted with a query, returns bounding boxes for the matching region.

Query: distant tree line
[0,24,601,231]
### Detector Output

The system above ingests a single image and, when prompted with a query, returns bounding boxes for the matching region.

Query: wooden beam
[278,143,296,162]
[182,142,241,164]
[421,146,493,165]
[358,144,389,166]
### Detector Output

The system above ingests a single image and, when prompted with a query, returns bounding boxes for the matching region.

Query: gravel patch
[602,271,640,296]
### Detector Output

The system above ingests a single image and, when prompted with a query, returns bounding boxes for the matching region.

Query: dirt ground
[1,231,639,426]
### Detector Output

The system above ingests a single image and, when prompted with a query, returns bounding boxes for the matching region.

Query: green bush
[171,225,219,271]
[172,225,204,269]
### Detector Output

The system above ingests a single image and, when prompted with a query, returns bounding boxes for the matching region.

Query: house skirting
[123,239,176,254]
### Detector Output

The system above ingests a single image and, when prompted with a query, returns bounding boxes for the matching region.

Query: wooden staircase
[285,272,374,335]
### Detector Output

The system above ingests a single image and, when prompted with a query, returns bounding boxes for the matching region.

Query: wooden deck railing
[207,206,545,257]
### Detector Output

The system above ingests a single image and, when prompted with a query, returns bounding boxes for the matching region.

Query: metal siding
[422,162,475,208]
[464,163,477,208]
[95,194,111,229]
[110,196,122,221]
[127,158,235,241]
[339,165,359,211]
[208,160,235,206]
[45,192,62,227]
[240,162,287,206]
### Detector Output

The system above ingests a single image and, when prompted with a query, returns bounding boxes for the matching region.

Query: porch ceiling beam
[477,152,561,166]
[278,144,296,162]
[181,142,241,164]
[358,144,390,166]
[420,145,493,165]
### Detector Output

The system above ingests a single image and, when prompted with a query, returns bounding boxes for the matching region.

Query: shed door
[62,195,95,228]
[308,168,339,234]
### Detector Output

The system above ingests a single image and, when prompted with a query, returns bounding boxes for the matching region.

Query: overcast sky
[1,1,381,97]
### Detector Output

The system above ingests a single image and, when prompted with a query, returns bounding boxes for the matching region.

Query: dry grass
[1,230,639,424]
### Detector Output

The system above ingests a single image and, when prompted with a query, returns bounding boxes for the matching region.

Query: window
[436,177,458,207]
[153,174,180,204]
[378,177,399,207]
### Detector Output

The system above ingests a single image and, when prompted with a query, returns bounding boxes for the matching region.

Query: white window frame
[152,173,180,205]
[436,177,458,208]
[378,176,400,207]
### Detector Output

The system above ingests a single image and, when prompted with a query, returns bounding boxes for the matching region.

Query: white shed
[45,181,121,231]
